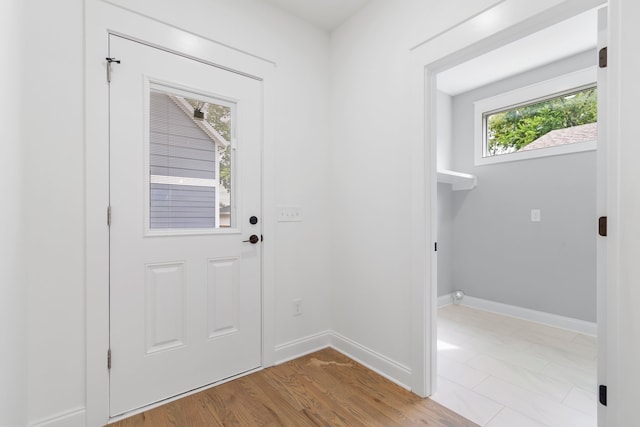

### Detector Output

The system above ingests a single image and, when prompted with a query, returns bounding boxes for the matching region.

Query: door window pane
[149,86,233,229]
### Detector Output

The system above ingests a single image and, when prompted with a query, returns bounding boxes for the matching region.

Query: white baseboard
[329,332,412,390]
[30,408,85,427]
[272,330,412,391]
[459,295,597,336]
[273,330,332,365]
[438,293,453,307]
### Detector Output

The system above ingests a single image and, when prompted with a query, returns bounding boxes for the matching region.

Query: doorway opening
[426,5,606,426]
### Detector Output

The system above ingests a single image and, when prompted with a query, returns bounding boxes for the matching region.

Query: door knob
[243,235,259,244]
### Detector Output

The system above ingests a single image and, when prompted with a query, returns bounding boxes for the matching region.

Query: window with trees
[474,68,597,165]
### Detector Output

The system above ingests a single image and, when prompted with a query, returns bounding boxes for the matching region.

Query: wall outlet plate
[293,298,302,316]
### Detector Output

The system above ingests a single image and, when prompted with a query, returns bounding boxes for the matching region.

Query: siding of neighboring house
[150,91,219,229]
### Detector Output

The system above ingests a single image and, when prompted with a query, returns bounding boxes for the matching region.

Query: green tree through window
[486,86,597,156]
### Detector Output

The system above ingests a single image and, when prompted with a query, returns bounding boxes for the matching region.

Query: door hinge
[106,57,121,83]
[107,205,112,227]
[599,47,608,68]
[599,216,607,237]
[435,242,438,252]
[107,349,112,370]
[599,384,607,406]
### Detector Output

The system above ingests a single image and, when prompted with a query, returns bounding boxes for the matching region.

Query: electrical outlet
[278,205,303,222]
[293,298,302,316]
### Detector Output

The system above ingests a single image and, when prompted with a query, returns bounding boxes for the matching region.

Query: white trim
[150,175,217,187]
[272,331,413,392]
[474,67,598,166]
[85,2,276,425]
[108,331,412,423]
[30,408,86,427]
[410,0,607,404]
[273,331,332,365]
[330,332,413,390]
[438,293,453,307]
[460,295,597,336]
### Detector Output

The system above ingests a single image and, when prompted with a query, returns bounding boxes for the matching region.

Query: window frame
[474,67,597,166]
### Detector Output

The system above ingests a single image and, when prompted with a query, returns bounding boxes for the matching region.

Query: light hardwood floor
[110,348,478,426]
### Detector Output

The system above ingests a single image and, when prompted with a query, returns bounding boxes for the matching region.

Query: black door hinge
[107,348,112,370]
[599,216,607,237]
[599,384,607,406]
[434,242,438,252]
[599,47,608,68]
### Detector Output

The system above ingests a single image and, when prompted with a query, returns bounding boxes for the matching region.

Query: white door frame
[85,2,276,425]
[409,0,609,406]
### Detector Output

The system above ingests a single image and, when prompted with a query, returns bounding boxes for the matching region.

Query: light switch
[531,209,541,222]
[277,205,303,222]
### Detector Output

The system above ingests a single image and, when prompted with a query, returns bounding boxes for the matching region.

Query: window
[147,83,234,231]
[474,68,597,165]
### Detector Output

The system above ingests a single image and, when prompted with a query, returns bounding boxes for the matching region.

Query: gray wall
[449,50,597,322]
[438,183,454,296]
[437,91,454,297]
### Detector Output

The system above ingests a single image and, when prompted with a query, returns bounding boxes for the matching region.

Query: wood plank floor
[110,348,478,426]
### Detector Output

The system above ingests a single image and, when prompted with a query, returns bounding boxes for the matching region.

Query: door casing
[409,0,609,413]
[85,3,277,424]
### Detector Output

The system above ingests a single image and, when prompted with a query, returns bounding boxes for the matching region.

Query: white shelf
[437,169,477,191]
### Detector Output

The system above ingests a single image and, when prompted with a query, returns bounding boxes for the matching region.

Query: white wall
[23,0,86,423]
[0,1,27,426]
[99,0,333,352]
[329,0,501,371]
[23,0,332,424]
[13,0,640,425]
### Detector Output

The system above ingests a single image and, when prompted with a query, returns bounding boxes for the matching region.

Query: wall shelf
[437,169,477,191]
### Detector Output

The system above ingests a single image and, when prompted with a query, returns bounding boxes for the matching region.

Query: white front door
[108,35,263,416]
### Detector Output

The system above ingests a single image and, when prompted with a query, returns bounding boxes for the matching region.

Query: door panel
[109,35,262,416]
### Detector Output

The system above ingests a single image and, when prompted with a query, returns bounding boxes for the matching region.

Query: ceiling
[262,1,599,96]
[437,8,599,95]
[262,0,371,31]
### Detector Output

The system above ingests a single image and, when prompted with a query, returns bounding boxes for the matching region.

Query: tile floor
[431,304,597,427]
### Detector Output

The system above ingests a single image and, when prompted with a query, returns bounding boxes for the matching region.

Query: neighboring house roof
[519,122,597,152]
[170,95,230,148]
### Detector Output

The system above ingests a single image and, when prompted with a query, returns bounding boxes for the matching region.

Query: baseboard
[30,408,85,427]
[273,330,332,365]
[272,330,412,391]
[460,295,597,336]
[329,332,412,390]
[438,293,453,307]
